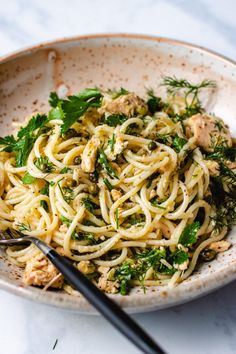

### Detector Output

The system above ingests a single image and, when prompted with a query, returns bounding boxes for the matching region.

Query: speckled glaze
[0,34,236,314]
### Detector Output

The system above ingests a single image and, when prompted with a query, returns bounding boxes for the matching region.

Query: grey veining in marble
[0,1,236,353]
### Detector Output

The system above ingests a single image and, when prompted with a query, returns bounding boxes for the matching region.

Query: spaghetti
[0,78,235,295]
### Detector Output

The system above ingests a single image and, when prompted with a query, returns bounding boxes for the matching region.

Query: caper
[62,129,78,140]
[89,171,98,182]
[73,156,82,165]
[148,141,157,151]
[65,178,77,188]
[200,248,216,262]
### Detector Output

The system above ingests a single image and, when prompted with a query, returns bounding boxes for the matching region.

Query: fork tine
[7,228,21,239]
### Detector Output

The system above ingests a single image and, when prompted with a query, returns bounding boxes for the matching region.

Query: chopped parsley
[146,89,164,114]
[103,178,113,190]
[179,222,200,247]
[22,172,36,185]
[0,114,48,167]
[81,197,97,213]
[104,114,127,127]
[49,88,103,133]
[35,156,55,173]
[108,133,116,152]
[98,149,118,179]
[172,135,187,152]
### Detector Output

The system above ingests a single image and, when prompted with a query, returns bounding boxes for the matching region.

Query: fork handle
[32,238,166,354]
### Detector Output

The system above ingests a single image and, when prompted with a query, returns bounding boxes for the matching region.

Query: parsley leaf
[107,87,129,99]
[98,149,118,179]
[35,156,54,173]
[49,92,61,108]
[146,89,164,114]
[172,249,189,264]
[0,114,48,167]
[60,215,72,227]
[49,88,103,134]
[104,114,127,127]
[82,197,97,213]
[103,178,113,190]
[22,172,36,185]
[172,135,187,152]
[179,221,200,247]
[108,133,116,152]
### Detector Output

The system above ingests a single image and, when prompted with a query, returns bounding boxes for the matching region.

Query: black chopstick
[35,239,167,354]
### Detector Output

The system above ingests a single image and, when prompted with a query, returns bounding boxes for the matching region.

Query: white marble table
[0,1,236,353]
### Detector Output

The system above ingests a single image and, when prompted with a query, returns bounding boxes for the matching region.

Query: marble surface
[0,1,236,353]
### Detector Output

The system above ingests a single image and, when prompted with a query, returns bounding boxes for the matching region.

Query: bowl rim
[1,33,236,313]
[1,32,236,67]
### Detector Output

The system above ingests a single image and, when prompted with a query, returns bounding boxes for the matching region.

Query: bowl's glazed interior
[0,34,236,313]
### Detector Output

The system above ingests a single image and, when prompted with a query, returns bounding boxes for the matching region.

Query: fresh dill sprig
[162,76,216,99]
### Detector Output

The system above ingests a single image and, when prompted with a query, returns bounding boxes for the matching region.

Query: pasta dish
[0,77,235,295]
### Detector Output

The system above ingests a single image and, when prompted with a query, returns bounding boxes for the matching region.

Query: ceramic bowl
[0,34,236,313]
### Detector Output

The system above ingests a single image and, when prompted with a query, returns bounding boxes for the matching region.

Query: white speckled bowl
[0,34,236,313]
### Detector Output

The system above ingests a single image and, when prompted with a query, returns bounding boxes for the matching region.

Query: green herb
[208,144,236,162]
[40,200,49,212]
[60,215,72,227]
[115,208,119,229]
[172,249,189,264]
[82,197,97,213]
[146,172,159,188]
[48,106,65,120]
[172,135,187,152]
[98,149,118,179]
[162,76,216,102]
[60,167,72,174]
[146,89,164,114]
[40,181,50,196]
[104,114,127,127]
[115,262,136,295]
[71,231,96,244]
[107,87,129,99]
[179,221,201,247]
[16,222,31,232]
[136,248,166,267]
[209,173,236,231]
[108,133,116,152]
[49,88,103,134]
[155,133,172,145]
[58,184,74,203]
[0,114,48,167]
[150,199,166,210]
[126,214,146,226]
[103,178,113,190]
[49,92,61,108]
[22,172,36,184]
[35,156,54,173]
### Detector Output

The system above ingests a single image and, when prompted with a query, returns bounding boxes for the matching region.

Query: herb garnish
[179,221,200,247]
[104,114,127,127]
[22,172,36,185]
[107,87,129,99]
[35,156,55,173]
[172,135,187,152]
[103,178,113,190]
[49,88,103,133]
[98,149,118,179]
[146,89,164,114]
[82,197,97,213]
[0,114,48,167]
[108,133,116,152]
